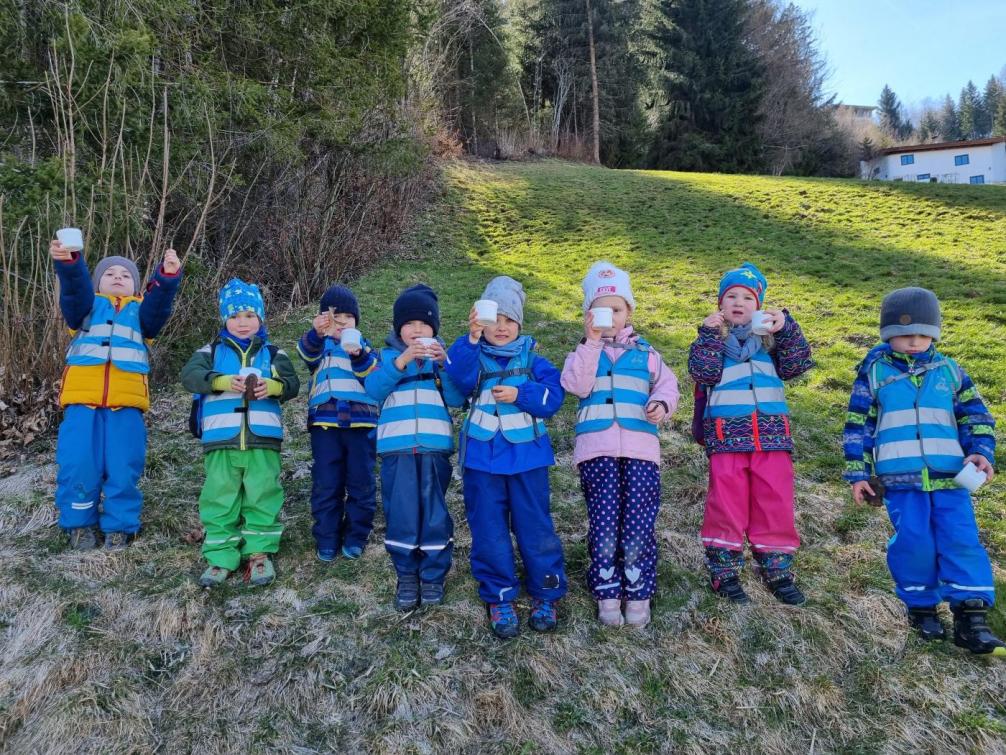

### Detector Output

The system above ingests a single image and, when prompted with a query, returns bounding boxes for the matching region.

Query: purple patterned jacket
[687,311,812,456]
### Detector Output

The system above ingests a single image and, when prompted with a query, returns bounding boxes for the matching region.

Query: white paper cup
[57,227,84,252]
[750,310,772,335]
[590,307,614,329]
[416,337,438,349]
[239,367,262,378]
[340,327,362,349]
[954,461,987,493]
[475,299,499,326]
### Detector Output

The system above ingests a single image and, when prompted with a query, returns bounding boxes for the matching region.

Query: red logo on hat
[599,269,616,278]
[596,285,616,295]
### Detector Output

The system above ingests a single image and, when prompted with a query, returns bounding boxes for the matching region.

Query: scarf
[723,323,763,363]
[480,334,534,359]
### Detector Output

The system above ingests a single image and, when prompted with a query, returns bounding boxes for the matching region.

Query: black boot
[951,599,1006,656]
[763,574,806,606]
[754,551,806,606]
[705,547,749,604]
[712,575,751,604]
[395,573,420,611]
[907,606,947,641]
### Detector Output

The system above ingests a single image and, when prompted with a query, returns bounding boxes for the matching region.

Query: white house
[860,137,1006,184]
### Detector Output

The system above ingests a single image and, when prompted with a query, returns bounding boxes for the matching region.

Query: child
[297,285,380,561]
[364,284,466,610]
[446,276,567,639]
[688,262,812,606]
[181,279,300,587]
[561,262,679,627]
[844,287,1004,656]
[50,238,182,550]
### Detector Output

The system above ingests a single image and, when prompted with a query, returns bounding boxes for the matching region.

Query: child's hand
[645,400,667,423]
[162,248,181,274]
[343,343,362,357]
[468,307,485,344]
[252,378,269,399]
[229,376,246,394]
[49,239,73,261]
[964,454,995,481]
[703,311,725,329]
[763,308,786,334]
[584,310,603,341]
[313,312,331,337]
[426,341,447,365]
[851,480,875,505]
[394,343,426,370]
[492,385,518,403]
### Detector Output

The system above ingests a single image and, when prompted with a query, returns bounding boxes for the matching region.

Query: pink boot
[625,599,651,628]
[597,599,623,626]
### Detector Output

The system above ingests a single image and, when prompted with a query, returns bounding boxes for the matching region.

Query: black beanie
[394,284,440,336]
[320,284,360,324]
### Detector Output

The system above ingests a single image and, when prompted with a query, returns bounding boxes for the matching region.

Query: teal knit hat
[718,262,768,306]
[219,278,265,322]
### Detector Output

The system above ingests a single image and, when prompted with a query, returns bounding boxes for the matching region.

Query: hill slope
[2,160,1005,752]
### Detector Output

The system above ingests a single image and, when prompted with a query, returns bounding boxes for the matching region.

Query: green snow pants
[199,448,284,570]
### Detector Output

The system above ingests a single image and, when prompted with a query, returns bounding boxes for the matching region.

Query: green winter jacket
[181,335,300,453]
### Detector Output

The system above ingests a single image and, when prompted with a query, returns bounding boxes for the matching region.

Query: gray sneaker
[103,531,131,551]
[68,527,98,551]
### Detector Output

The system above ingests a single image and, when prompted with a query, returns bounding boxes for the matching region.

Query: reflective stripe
[312,377,367,395]
[751,543,798,552]
[945,583,996,591]
[576,402,648,423]
[877,407,956,432]
[247,411,282,429]
[902,586,930,592]
[595,582,621,591]
[875,438,965,463]
[709,387,787,406]
[384,538,417,550]
[241,529,283,536]
[85,322,143,343]
[419,542,452,551]
[202,413,244,431]
[205,537,242,545]
[199,342,283,443]
[702,536,743,548]
[377,418,453,439]
[383,388,444,410]
[71,501,95,509]
[308,346,375,407]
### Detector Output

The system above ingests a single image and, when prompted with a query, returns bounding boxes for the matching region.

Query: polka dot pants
[578,456,661,600]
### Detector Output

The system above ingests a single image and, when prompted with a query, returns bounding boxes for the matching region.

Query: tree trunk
[585,0,601,164]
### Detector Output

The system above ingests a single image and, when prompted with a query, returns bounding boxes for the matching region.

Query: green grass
[1,159,1005,752]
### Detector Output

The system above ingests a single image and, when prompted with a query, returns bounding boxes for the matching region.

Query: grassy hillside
[2,160,1005,752]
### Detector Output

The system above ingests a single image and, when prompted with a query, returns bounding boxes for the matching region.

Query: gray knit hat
[482,275,526,326]
[92,255,141,295]
[880,287,941,342]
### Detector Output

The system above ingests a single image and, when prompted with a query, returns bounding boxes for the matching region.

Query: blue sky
[791,0,1006,110]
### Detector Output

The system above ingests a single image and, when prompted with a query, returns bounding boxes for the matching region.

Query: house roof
[878,137,1006,156]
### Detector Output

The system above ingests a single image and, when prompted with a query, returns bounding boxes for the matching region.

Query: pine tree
[958,80,981,139]
[995,95,1006,137]
[647,0,765,172]
[878,85,906,139]
[918,110,941,142]
[982,75,1004,136]
[939,94,961,141]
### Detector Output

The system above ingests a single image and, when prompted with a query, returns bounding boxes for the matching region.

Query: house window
[970,175,985,185]
[954,154,970,166]
[916,173,930,181]
[900,154,915,165]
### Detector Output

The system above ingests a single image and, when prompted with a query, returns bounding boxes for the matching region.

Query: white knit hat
[581,261,635,312]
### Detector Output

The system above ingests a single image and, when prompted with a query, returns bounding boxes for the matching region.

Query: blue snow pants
[309,426,377,551]
[462,466,567,604]
[380,452,454,584]
[55,405,146,534]
[884,488,996,608]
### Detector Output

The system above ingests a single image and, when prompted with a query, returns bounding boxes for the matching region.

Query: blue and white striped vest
[376,352,454,454]
[464,341,545,444]
[708,350,788,419]
[308,338,377,409]
[200,341,283,444]
[575,339,657,436]
[66,295,149,374]
[869,355,964,475]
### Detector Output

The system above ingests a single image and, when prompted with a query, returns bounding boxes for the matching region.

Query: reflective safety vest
[200,341,283,444]
[66,295,149,374]
[464,341,545,443]
[308,338,377,408]
[376,356,453,454]
[869,356,964,475]
[575,339,657,436]
[708,351,788,419]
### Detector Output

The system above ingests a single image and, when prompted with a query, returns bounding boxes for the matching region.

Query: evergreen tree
[958,80,981,139]
[917,110,941,142]
[878,85,906,140]
[981,75,1003,136]
[995,95,1006,137]
[939,94,961,141]
[646,0,764,172]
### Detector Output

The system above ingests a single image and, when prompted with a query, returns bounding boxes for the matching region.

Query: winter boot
[420,581,445,607]
[529,598,558,632]
[755,551,806,606]
[395,573,420,611]
[951,599,1006,657]
[316,546,337,562]
[341,545,363,560]
[907,606,947,641]
[68,527,98,551]
[103,531,131,551]
[245,553,275,587]
[488,601,520,639]
[625,599,651,628]
[712,575,751,604]
[199,565,230,588]
[706,547,749,604]
[597,598,624,626]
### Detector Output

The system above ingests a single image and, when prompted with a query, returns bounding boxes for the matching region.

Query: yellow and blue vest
[869,356,964,475]
[708,351,788,419]
[575,339,657,436]
[464,340,545,444]
[200,342,283,445]
[308,339,377,409]
[376,356,453,454]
